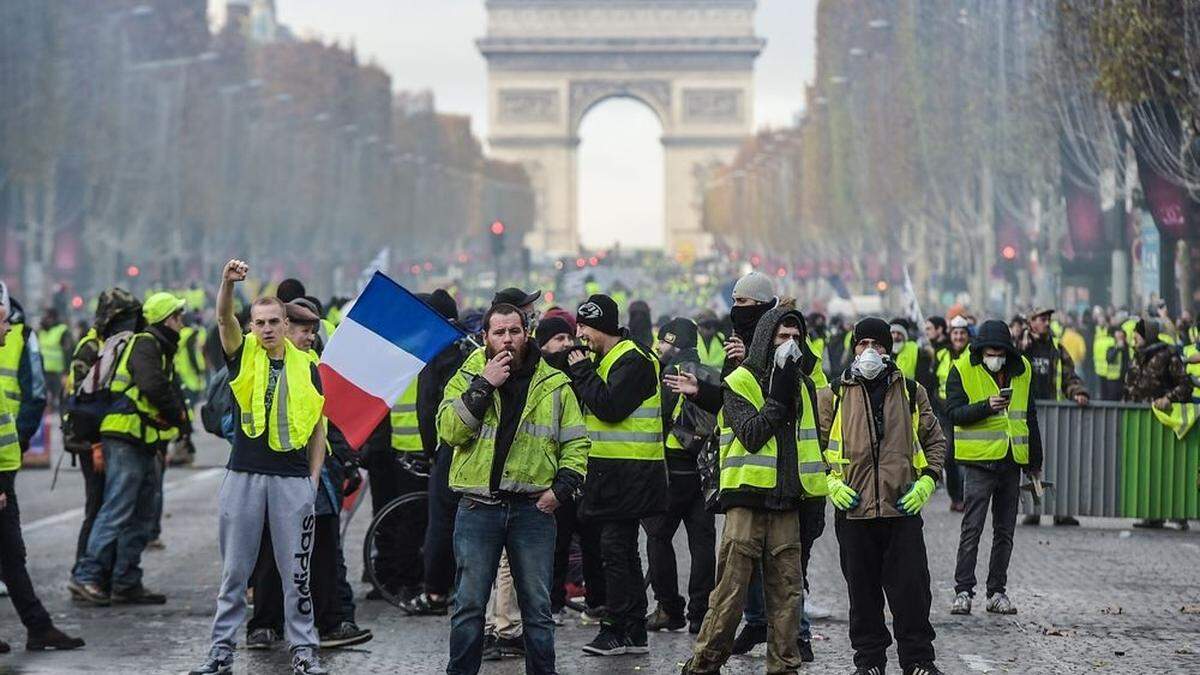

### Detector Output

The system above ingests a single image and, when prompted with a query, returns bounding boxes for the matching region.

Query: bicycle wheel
[363,491,430,608]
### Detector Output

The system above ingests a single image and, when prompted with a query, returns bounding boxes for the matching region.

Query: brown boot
[26,625,85,651]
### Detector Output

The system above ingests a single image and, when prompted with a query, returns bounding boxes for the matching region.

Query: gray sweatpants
[208,470,318,656]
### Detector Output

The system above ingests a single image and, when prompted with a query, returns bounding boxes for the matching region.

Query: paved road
[2,432,1199,674]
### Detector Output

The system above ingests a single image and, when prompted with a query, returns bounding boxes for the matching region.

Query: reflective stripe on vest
[584,340,664,460]
[227,334,324,452]
[390,379,422,452]
[952,353,1031,464]
[100,333,175,444]
[0,409,18,472]
[37,324,68,373]
[1184,344,1200,400]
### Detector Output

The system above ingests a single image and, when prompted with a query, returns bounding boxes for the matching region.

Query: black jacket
[417,339,470,456]
[111,324,192,445]
[661,347,717,472]
[944,352,1043,472]
[718,306,808,512]
[569,334,668,521]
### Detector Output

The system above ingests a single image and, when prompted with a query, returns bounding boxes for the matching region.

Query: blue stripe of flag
[344,272,464,363]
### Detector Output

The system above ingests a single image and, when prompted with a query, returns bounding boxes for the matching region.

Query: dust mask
[983,355,1006,373]
[853,348,886,380]
[774,339,802,369]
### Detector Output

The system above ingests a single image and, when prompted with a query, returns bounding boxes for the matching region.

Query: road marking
[22,467,224,534]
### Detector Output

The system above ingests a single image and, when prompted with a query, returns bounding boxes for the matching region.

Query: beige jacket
[817,370,946,519]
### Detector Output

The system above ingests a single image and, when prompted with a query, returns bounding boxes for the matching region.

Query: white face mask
[853,348,886,380]
[774,339,802,369]
[983,355,1006,373]
[891,342,903,355]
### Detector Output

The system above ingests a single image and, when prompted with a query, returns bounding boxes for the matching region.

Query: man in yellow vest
[644,318,716,636]
[890,319,927,381]
[70,292,190,608]
[1020,307,1087,526]
[935,316,971,511]
[438,302,589,675]
[0,291,86,653]
[190,260,329,675]
[817,318,947,675]
[683,307,822,675]
[695,309,726,370]
[36,307,72,410]
[567,294,667,656]
[945,320,1043,617]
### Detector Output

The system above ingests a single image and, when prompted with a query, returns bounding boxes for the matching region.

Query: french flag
[318,272,464,449]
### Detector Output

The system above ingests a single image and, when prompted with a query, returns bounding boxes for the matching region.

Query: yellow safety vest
[894,341,918,379]
[716,366,827,496]
[825,379,927,476]
[585,340,664,461]
[697,333,726,370]
[390,379,422,452]
[228,334,324,451]
[1183,344,1200,401]
[935,347,954,399]
[0,325,26,471]
[37,323,69,374]
[173,326,204,394]
[1093,327,1116,381]
[101,333,181,445]
[952,353,1032,465]
[67,328,101,393]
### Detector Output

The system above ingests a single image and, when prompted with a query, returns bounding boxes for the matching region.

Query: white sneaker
[552,611,565,626]
[985,592,1016,615]
[804,600,832,620]
[950,591,972,615]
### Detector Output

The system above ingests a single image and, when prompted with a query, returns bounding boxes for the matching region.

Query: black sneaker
[398,592,449,616]
[798,638,814,663]
[582,626,628,656]
[482,633,502,661]
[25,625,85,651]
[730,623,766,655]
[188,649,234,675]
[646,605,686,632]
[320,621,373,649]
[111,586,167,605]
[853,665,886,675]
[904,663,943,675]
[496,635,525,658]
[1021,514,1041,526]
[245,627,280,650]
[291,651,329,675]
[580,605,608,625]
[0,638,9,654]
[1054,516,1080,527]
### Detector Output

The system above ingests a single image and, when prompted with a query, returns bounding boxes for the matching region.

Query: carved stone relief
[683,88,743,122]
[498,89,560,123]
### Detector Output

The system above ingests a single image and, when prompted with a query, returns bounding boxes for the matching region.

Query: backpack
[62,331,136,445]
[200,366,233,438]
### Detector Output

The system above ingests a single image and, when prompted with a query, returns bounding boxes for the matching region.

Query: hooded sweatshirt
[718,306,810,512]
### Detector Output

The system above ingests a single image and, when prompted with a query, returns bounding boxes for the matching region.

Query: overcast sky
[268,0,817,248]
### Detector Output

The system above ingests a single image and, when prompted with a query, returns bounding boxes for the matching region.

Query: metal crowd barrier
[1021,401,1199,519]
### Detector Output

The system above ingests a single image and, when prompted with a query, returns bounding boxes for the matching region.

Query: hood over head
[743,306,811,379]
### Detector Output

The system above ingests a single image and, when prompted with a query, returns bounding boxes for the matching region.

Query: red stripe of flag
[317,363,391,450]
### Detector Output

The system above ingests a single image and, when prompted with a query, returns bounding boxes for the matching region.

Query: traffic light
[490,220,506,258]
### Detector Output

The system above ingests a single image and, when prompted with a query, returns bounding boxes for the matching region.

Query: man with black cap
[493,287,542,328]
[568,294,667,656]
[945,319,1043,617]
[644,318,716,635]
[818,317,946,675]
[1020,307,1087,526]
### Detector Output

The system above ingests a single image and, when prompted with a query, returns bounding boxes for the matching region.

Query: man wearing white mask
[944,319,1043,617]
[817,317,946,675]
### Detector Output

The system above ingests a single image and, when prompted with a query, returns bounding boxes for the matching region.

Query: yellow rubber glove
[826,474,860,511]
[897,475,936,515]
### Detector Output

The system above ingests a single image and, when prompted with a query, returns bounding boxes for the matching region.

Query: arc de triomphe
[478,0,763,256]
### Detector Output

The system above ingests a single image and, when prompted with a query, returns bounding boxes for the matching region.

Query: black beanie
[536,316,573,348]
[428,289,459,322]
[658,317,698,351]
[853,317,893,354]
[577,294,620,336]
[277,278,307,303]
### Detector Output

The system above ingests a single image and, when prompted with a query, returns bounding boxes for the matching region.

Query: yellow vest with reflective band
[1093,327,1116,380]
[665,386,686,451]
[715,367,827,496]
[228,334,324,452]
[441,357,590,496]
[584,340,664,461]
[952,353,1032,465]
[806,338,829,389]
[0,326,26,471]
[697,333,726,370]
[390,379,422,452]
[935,347,954,399]
[101,333,181,445]
[1183,344,1200,401]
[38,323,68,374]
[173,326,204,393]
[824,379,927,476]
[894,342,918,379]
[68,329,101,392]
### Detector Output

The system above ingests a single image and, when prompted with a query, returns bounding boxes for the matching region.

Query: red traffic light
[126,265,140,278]
[490,221,505,236]
[1000,245,1017,260]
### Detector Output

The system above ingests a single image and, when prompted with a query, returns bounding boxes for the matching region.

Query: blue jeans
[73,438,161,592]
[745,565,810,639]
[447,497,557,675]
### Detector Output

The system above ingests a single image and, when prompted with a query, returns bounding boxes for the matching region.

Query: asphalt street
[2,432,1199,674]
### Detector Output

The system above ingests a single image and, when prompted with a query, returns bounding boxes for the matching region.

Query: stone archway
[478,0,763,256]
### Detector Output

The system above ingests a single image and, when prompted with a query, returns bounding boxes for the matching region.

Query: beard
[486,341,527,369]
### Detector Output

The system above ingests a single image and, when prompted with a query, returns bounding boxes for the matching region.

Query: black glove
[766,358,799,408]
